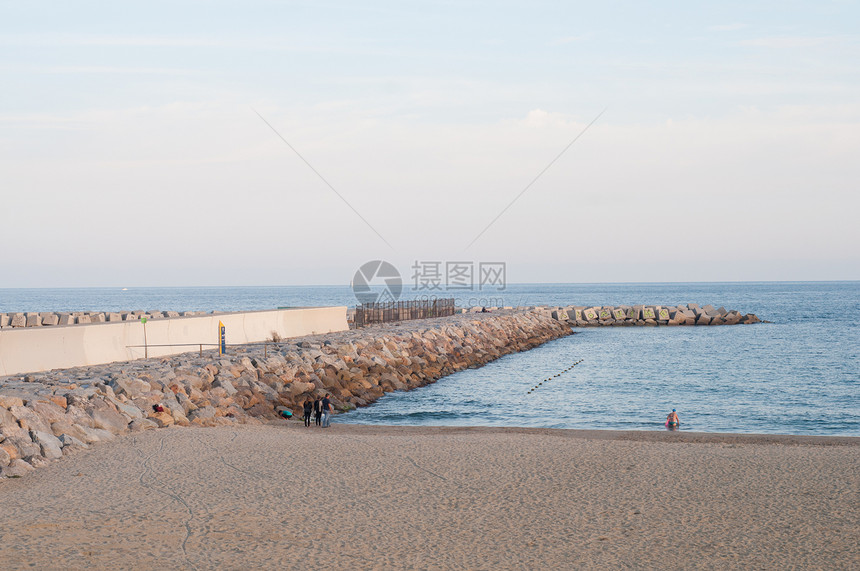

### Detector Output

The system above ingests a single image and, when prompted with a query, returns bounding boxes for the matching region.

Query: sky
[1,0,858,287]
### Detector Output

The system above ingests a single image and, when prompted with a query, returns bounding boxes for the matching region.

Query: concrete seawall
[0,307,348,377]
[0,310,570,477]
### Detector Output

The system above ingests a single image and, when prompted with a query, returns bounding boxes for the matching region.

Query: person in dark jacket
[302,398,313,427]
[313,397,322,427]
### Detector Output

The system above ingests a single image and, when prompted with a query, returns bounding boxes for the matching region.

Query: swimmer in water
[666,409,680,428]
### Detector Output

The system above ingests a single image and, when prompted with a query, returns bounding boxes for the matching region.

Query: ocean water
[1,282,857,436]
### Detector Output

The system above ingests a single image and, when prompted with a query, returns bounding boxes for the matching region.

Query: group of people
[302,394,334,428]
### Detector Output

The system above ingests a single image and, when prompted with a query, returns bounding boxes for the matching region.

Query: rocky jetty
[0,310,570,477]
[538,303,762,327]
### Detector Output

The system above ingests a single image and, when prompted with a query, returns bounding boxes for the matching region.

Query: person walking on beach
[302,398,313,427]
[313,396,322,427]
[321,393,333,428]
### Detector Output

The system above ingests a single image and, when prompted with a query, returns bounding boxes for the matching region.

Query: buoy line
[527,359,584,394]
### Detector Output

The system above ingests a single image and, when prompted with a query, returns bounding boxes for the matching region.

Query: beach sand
[0,424,857,570]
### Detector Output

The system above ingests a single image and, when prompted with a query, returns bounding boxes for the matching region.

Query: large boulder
[87,401,129,433]
[58,434,89,449]
[110,376,151,398]
[129,418,159,431]
[31,401,67,424]
[0,396,24,408]
[213,377,238,396]
[0,407,16,428]
[30,430,63,459]
[1,458,35,478]
[189,406,216,421]
[76,425,116,443]
[148,411,174,428]
[9,406,51,433]
[7,436,40,459]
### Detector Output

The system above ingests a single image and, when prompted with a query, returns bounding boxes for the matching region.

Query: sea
[1,282,857,436]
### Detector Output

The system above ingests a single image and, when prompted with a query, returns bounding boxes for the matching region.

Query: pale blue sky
[2,1,858,286]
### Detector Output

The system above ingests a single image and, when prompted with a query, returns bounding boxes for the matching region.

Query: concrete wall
[0,307,348,376]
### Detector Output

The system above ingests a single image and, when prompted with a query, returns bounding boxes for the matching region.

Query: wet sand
[0,424,857,570]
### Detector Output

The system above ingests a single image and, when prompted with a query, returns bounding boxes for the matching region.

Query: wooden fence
[354,298,456,327]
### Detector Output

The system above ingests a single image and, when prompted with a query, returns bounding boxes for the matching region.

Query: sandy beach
[0,424,857,570]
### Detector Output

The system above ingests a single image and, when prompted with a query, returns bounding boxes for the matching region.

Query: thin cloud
[737,36,833,48]
[0,33,228,48]
[0,64,196,76]
[550,35,589,46]
[710,23,748,32]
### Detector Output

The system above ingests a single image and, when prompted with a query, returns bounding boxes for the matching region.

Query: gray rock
[9,406,52,433]
[129,418,159,431]
[58,313,75,325]
[106,312,122,322]
[189,406,216,421]
[88,404,129,433]
[76,314,92,324]
[213,377,238,396]
[110,376,151,398]
[10,313,26,327]
[7,436,41,459]
[77,426,116,442]
[1,458,35,477]
[105,395,144,420]
[58,434,89,449]
[0,313,8,327]
[0,407,16,428]
[0,446,10,467]
[30,430,63,459]
[25,313,41,327]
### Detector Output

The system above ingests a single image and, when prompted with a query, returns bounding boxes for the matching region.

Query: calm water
[1,282,858,436]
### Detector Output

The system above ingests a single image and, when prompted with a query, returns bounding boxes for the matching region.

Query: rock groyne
[538,303,762,326]
[0,310,570,477]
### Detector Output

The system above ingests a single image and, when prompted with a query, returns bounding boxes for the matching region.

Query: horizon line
[1,279,859,291]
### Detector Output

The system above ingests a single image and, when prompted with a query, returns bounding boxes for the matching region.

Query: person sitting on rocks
[666,409,680,428]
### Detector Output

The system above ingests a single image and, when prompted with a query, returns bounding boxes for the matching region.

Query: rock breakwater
[0,310,570,477]
[539,303,762,326]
